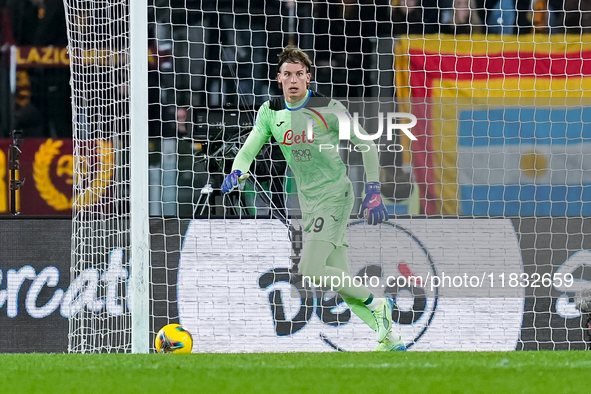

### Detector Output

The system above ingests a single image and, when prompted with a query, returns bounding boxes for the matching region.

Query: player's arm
[348,119,389,225]
[221,103,272,193]
[348,124,380,182]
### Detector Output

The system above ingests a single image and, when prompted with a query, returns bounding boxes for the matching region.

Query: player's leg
[299,240,393,342]
[326,246,405,350]
[324,245,376,330]
[301,202,393,342]
[299,240,371,300]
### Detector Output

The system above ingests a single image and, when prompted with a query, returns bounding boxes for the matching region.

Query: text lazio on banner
[14,46,161,69]
[398,34,591,215]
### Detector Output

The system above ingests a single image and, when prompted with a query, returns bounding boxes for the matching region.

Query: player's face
[277,62,311,103]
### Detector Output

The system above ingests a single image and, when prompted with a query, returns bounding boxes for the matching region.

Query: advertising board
[1,218,590,352]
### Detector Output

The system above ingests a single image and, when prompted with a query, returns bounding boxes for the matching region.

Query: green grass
[0,352,590,394]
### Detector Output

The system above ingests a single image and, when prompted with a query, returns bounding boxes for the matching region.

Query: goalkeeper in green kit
[221,46,405,351]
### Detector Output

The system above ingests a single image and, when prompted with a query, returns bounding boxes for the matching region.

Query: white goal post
[64,1,591,353]
[129,0,150,354]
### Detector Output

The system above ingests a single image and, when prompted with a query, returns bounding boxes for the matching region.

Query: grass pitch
[0,351,589,394]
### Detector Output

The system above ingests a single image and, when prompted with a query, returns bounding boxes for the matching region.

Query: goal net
[63,0,133,353]
[64,0,591,352]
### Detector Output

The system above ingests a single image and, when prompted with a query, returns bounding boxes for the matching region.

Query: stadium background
[1,1,591,353]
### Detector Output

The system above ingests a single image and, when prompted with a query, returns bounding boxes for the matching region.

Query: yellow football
[155,324,193,354]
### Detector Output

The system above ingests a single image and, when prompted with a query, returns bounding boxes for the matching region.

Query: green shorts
[302,199,354,247]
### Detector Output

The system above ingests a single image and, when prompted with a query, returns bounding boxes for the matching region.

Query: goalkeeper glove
[358,182,389,225]
[221,170,249,193]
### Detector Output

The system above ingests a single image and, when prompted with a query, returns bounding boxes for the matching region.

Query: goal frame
[129,0,150,354]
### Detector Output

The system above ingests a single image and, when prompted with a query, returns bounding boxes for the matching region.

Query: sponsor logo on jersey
[292,149,312,162]
[281,129,315,146]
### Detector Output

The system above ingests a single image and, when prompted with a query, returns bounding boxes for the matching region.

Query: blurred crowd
[1,0,70,138]
[1,0,591,139]
[1,0,590,216]
[393,0,591,36]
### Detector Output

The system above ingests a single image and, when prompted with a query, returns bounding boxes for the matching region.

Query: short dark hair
[277,45,312,74]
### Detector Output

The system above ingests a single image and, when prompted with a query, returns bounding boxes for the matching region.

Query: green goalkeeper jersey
[231,90,379,212]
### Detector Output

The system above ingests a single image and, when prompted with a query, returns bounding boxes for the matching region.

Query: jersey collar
[284,90,312,111]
